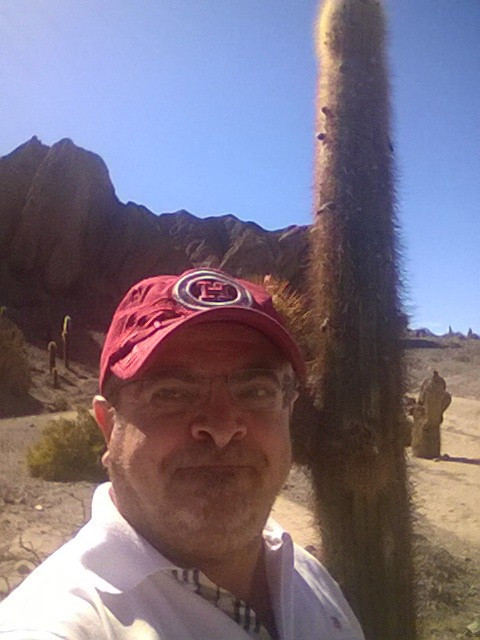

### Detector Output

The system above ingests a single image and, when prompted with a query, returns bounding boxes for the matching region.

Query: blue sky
[1,0,478,333]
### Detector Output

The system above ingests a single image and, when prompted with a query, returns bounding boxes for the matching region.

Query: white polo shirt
[0,483,364,640]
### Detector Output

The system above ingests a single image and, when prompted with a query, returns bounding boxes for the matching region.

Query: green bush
[27,409,107,482]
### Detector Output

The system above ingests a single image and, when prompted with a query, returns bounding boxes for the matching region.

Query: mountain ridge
[0,137,309,341]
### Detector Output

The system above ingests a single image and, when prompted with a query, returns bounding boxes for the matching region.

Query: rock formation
[0,137,309,339]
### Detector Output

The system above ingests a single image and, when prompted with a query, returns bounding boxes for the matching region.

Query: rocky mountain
[0,137,309,344]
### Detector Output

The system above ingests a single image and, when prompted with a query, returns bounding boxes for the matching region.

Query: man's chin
[168,496,271,550]
[169,514,265,562]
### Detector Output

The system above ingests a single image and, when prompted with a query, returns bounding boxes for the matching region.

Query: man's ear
[93,395,115,443]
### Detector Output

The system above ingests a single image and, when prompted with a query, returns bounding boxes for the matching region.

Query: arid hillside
[0,137,309,341]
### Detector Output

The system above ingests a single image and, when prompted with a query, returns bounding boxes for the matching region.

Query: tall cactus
[308,1,415,638]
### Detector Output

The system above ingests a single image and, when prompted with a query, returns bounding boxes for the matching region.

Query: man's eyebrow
[142,361,289,381]
[143,368,198,382]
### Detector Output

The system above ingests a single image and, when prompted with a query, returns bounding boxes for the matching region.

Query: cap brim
[109,306,305,384]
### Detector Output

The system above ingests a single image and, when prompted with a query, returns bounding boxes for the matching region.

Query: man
[0,268,364,639]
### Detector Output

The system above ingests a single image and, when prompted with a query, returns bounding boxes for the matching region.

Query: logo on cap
[172,269,253,310]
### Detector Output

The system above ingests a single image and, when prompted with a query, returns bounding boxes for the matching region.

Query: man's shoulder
[0,548,103,639]
[291,545,365,639]
[293,544,343,594]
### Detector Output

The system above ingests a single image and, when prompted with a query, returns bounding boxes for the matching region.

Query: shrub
[26,409,107,482]
[0,315,31,397]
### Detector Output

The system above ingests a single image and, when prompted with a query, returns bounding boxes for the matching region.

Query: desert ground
[0,334,479,638]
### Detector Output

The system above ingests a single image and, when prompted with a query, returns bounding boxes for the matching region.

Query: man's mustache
[164,442,268,471]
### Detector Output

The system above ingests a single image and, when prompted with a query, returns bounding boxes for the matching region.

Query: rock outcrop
[0,136,49,258]
[0,137,309,337]
[9,138,118,292]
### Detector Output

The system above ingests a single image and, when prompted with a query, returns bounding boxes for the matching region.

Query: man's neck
[195,539,278,640]
[155,533,277,637]
[193,535,263,601]
[112,489,277,633]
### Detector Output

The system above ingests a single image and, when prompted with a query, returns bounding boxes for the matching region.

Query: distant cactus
[62,331,70,369]
[62,315,71,334]
[52,366,59,389]
[61,315,71,369]
[47,341,57,373]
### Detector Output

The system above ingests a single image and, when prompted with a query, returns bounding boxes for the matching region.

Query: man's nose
[190,380,247,448]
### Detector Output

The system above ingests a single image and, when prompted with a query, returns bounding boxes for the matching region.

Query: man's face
[94,322,296,563]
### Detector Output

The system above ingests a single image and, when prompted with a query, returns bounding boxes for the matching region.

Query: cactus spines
[308,1,415,639]
[47,341,57,374]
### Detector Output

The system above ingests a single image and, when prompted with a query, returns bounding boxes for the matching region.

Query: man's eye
[235,381,278,399]
[147,384,196,404]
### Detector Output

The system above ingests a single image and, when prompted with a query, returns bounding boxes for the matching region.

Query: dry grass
[414,533,480,639]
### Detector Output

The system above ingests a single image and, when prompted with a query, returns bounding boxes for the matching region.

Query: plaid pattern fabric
[170,568,273,639]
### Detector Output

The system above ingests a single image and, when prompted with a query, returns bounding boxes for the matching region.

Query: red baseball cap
[99,268,305,393]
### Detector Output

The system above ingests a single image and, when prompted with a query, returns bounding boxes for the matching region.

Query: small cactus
[52,367,59,389]
[47,341,57,373]
[62,315,71,334]
[61,315,71,369]
[62,331,70,369]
